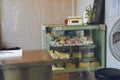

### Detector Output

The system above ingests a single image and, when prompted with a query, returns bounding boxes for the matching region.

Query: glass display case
[41,24,106,74]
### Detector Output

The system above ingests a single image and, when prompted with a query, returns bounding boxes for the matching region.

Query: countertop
[0,50,52,65]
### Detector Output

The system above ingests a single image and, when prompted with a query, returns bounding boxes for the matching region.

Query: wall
[77,0,94,16]
[0,1,1,48]
[0,0,76,50]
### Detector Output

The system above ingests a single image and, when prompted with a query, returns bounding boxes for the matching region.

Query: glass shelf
[52,66,103,74]
[50,44,96,49]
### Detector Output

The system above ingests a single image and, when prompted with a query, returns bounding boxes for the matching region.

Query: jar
[83,52,94,58]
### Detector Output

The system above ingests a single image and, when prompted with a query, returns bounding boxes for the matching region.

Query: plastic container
[95,68,120,80]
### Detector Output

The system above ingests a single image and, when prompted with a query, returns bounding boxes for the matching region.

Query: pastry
[65,63,76,69]
[91,61,100,67]
[79,62,91,68]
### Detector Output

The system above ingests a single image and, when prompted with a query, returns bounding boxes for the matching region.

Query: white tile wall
[77,0,94,16]
[0,0,74,50]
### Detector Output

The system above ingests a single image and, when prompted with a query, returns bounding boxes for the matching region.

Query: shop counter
[0,50,52,80]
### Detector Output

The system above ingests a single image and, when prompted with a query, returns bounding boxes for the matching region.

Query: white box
[0,49,22,59]
[67,16,83,25]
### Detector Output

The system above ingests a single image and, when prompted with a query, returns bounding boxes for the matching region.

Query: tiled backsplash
[0,0,75,50]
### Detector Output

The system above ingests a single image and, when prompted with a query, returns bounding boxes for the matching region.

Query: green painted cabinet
[42,24,106,74]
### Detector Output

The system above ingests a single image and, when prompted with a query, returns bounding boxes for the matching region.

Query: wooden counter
[1,50,53,80]
[1,50,52,65]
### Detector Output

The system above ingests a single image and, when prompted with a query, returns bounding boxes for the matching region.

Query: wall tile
[1,0,74,50]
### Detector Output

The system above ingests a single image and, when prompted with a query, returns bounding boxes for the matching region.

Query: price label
[55,27,62,30]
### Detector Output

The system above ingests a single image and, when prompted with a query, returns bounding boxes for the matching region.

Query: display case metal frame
[42,24,106,74]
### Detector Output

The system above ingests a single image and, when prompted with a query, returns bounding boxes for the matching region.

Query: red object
[64,19,68,25]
